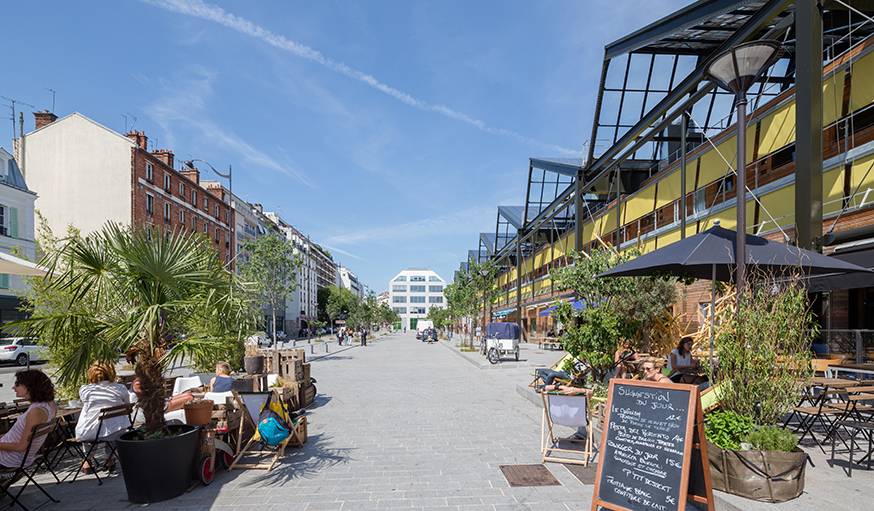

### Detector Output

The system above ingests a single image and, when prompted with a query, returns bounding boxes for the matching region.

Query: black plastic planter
[116,424,200,504]
[244,355,265,375]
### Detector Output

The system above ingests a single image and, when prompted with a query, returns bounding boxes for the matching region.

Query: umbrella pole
[710,264,716,372]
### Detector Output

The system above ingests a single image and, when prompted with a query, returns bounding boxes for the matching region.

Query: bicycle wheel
[487,348,500,365]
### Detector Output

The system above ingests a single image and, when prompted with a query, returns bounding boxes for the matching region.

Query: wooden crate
[299,383,316,408]
[302,363,311,383]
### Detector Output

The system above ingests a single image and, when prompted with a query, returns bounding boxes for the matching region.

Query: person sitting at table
[614,341,638,379]
[669,337,698,378]
[546,329,555,338]
[76,362,130,473]
[642,359,672,384]
[208,362,234,392]
[0,370,57,470]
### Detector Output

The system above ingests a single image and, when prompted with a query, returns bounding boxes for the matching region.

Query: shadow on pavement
[307,394,332,409]
[243,433,353,487]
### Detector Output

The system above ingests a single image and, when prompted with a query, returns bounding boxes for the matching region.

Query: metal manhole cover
[499,464,561,487]
[563,463,597,485]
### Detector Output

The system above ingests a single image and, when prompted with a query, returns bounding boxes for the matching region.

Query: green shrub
[745,426,799,452]
[705,410,755,451]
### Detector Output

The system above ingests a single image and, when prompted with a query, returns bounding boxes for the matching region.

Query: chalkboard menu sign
[591,380,713,511]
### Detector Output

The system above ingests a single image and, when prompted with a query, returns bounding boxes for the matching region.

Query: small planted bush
[745,426,799,452]
[705,410,755,451]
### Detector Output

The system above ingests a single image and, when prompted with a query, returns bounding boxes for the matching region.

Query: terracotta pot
[183,399,214,426]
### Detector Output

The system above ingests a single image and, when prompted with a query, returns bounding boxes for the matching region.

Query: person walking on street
[360,328,367,347]
[336,327,343,346]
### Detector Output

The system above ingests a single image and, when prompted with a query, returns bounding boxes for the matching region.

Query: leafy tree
[551,247,677,382]
[325,286,358,329]
[445,259,499,346]
[21,223,256,434]
[316,287,331,325]
[426,306,450,332]
[240,233,300,346]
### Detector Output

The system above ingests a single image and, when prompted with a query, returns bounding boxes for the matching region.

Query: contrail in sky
[145,0,579,156]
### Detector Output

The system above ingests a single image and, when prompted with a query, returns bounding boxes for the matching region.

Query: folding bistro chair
[541,391,592,466]
[0,421,60,511]
[229,391,306,471]
[64,403,133,485]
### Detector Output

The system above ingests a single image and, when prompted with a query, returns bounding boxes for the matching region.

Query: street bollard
[310,344,314,355]
[325,343,329,353]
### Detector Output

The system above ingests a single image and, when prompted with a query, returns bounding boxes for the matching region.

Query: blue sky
[3,0,688,291]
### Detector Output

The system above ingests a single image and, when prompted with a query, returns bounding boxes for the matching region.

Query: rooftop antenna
[122,113,137,132]
[46,88,56,112]
[1,95,36,139]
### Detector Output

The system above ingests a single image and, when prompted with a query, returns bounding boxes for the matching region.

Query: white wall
[0,185,37,298]
[24,113,132,236]
[387,269,446,331]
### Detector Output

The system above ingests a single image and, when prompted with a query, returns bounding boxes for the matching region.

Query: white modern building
[387,268,446,331]
[0,148,37,326]
[336,265,362,297]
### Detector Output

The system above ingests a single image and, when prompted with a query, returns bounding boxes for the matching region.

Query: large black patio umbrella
[598,224,872,365]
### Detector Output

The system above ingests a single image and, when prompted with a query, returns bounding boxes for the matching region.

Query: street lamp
[185,159,233,265]
[705,40,781,294]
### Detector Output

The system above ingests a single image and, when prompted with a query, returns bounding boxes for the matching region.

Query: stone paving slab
[8,332,874,510]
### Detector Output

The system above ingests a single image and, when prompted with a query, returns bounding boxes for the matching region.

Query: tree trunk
[136,347,166,434]
[272,306,278,353]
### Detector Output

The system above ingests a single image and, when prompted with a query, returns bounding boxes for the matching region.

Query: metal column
[516,235,523,337]
[736,96,748,295]
[574,170,584,253]
[680,113,687,239]
[795,0,823,250]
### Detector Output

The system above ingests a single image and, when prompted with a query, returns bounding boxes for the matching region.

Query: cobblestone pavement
[13,332,874,510]
[13,332,593,510]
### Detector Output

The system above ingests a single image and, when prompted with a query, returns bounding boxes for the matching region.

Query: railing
[821,329,874,363]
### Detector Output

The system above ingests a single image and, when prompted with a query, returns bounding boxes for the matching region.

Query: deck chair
[229,391,305,471]
[0,421,60,511]
[541,392,592,466]
[700,381,727,414]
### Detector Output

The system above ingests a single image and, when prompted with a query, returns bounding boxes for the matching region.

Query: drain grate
[563,463,597,485]
[499,464,561,487]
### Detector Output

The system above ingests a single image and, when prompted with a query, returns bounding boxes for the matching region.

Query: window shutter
[9,208,18,238]
[0,274,9,289]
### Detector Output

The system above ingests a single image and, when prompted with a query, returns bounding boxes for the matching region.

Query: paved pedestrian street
[16,333,591,510]
[14,333,874,511]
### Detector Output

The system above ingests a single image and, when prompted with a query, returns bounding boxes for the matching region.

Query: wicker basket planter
[707,441,809,503]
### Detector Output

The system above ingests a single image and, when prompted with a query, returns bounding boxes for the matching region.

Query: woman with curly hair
[0,370,56,469]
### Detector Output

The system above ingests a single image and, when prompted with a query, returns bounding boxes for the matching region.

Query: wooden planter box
[264,349,306,380]
[707,441,808,503]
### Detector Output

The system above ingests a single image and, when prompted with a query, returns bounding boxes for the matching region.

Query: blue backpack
[257,393,290,446]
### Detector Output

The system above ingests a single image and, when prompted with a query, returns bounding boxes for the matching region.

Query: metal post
[516,236,523,337]
[735,95,747,295]
[710,264,716,371]
[795,0,824,250]
[574,171,584,253]
[680,113,687,239]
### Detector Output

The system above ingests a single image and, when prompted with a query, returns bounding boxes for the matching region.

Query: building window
[179,210,185,225]
[410,285,426,292]
[204,222,209,233]
[0,205,6,236]
[410,296,426,303]
[163,173,171,191]
[428,276,441,282]
[410,276,426,282]
[693,188,707,214]
[215,205,220,218]
[428,285,443,293]
[392,296,407,303]
[429,296,443,303]
[146,193,154,216]
[146,224,153,240]
[394,276,407,282]
[215,228,220,243]
[163,202,171,223]
[192,190,197,205]
[146,162,154,182]
[391,285,406,292]
[392,307,406,314]
[410,307,426,314]
[179,182,185,196]
[203,197,208,210]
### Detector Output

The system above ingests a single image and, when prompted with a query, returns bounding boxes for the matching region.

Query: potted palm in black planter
[23,224,255,503]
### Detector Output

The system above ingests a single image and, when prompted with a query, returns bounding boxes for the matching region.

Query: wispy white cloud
[144,0,580,156]
[326,206,494,246]
[320,244,365,262]
[146,68,315,188]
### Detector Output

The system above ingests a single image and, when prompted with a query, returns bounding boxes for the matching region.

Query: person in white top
[668,336,701,382]
[76,362,130,473]
[0,370,57,470]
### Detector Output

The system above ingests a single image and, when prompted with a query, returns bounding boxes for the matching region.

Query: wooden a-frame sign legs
[591,380,715,511]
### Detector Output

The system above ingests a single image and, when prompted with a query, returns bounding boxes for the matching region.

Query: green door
[409,318,418,331]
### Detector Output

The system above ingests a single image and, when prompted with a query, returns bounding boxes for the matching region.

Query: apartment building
[22,112,233,263]
[336,265,362,297]
[0,148,36,326]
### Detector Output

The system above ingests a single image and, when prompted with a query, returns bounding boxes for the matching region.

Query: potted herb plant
[23,224,255,503]
[704,273,815,502]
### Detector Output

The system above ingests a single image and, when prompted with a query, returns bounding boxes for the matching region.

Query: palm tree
[23,223,256,434]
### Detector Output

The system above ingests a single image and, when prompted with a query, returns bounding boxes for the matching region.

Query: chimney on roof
[126,130,148,150]
[152,149,174,168]
[253,203,263,213]
[33,111,58,130]
[180,160,200,185]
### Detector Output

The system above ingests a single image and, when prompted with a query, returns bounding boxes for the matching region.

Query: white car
[0,338,48,366]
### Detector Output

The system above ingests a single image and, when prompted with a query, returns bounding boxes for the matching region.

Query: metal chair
[63,403,133,485]
[0,421,60,511]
